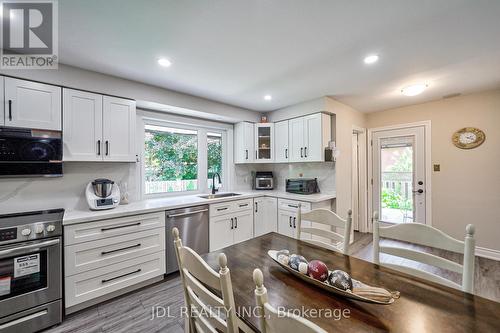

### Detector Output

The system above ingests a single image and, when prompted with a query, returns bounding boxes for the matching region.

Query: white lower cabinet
[254,197,278,237]
[64,212,165,310]
[277,199,311,239]
[209,199,254,251]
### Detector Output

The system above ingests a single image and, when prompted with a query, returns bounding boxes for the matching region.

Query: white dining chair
[372,212,476,293]
[253,269,328,333]
[173,227,239,333]
[297,205,352,254]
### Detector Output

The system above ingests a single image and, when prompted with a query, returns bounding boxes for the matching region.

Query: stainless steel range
[0,209,63,333]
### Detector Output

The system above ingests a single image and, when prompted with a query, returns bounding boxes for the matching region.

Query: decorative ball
[277,254,289,265]
[328,270,353,291]
[288,254,308,271]
[277,249,290,257]
[298,262,308,275]
[307,260,329,282]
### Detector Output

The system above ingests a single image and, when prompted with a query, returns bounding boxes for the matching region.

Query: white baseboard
[476,246,500,261]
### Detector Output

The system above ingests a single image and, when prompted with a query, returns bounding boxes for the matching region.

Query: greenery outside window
[207,132,223,189]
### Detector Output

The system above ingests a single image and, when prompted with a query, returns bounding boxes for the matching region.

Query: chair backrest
[253,269,327,333]
[297,205,352,254]
[173,227,238,333]
[372,212,475,293]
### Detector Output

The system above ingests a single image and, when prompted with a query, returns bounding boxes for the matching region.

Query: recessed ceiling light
[401,84,428,96]
[264,95,272,101]
[157,58,172,67]
[363,54,379,64]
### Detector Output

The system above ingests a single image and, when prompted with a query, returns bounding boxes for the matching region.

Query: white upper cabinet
[63,89,136,162]
[274,120,289,163]
[254,123,273,162]
[63,89,103,161]
[289,113,331,162]
[4,77,61,130]
[102,96,136,162]
[234,121,254,164]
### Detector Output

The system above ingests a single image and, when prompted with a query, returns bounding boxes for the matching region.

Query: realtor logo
[1,0,58,69]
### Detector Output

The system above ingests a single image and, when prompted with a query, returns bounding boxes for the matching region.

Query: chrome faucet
[211,172,221,195]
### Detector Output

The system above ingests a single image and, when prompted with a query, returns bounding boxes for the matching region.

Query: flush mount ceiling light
[401,84,428,96]
[264,95,272,101]
[157,58,172,67]
[363,54,379,64]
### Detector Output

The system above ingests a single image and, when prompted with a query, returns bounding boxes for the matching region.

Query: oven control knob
[46,225,56,233]
[35,225,45,234]
[21,228,32,236]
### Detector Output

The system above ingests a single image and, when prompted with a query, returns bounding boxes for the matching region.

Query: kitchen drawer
[64,228,165,276]
[65,251,165,308]
[209,198,253,217]
[64,212,165,245]
[278,199,311,212]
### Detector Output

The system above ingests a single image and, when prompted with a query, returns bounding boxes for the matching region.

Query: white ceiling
[59,0,500,113]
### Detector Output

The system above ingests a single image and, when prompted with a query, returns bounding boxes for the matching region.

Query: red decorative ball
[307,260,329,282]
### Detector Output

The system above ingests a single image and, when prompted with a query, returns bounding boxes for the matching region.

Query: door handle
[289,216,292,227]
[304,147,307,158]
[0,239,60,257]
[101,222,140,231]
[412,189,424,194]
[167,209,208,218]
[285,148,288,159]
[255,202,258,213]
[8,100,12,121]
[234,217,238,229]
[101,243,141,255]
[97,140,101,156]
[105,141,109,156]
[230,218,234,229]
[245,150,248,160]
[300,147,303,158]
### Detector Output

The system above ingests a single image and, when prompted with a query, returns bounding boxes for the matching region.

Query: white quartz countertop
[63,190,336,225]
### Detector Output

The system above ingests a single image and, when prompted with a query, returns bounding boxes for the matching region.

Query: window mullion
[198,128,208,194]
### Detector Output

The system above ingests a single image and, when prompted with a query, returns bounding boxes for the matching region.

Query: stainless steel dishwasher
[165,205,209,274]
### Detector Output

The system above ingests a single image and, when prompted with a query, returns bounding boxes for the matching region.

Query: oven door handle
[0,239,60,258]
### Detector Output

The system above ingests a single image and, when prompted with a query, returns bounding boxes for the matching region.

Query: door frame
[367,121,432,232]
[352,126,368,233]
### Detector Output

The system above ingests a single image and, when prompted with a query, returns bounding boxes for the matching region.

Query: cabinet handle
[230,218,234,229]
[287,204,299,208]
[217,207,228,211]
[97,140,101,155]
[289,216,292,227]
[304,147,307,158]
[102,269,141,283]
[245,150,248,160]
[293,217,296,228]
[101,222,141,231]
[105,141,109,156]
[8,100,12,121]
[256,150,258,159]
[285,148,288,159]
[255,202,258,213]
[101,243,141,255]
[300,147,303,158]
[234,217,238,229]
[239,203,248,207]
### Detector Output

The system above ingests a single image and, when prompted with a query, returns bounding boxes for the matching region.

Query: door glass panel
[257,126,271,159]
[379,136,414,223]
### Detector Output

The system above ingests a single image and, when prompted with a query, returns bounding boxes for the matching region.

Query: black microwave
[0,127,63,177]
[286,178,320,194]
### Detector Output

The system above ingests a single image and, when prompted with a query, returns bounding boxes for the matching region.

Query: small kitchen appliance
[85,178,120,210]
[286,178,320,194]
[255,171,274,190]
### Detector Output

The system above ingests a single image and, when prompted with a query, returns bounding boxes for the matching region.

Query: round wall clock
[452,127,485,149]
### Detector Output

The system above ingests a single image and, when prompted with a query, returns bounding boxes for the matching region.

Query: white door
[102,96,136,162]
[255,123,274,162]
[4,78,61,130]
[233,211,254,244]
[274,120,289,163]
[63,89,103,161]
[372,126,426,224]
[209,215,233,251]
[254,197,277,236]
[304,113,322,161]
[289,117,305,162]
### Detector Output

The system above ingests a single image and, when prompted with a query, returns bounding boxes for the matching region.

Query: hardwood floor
[45,232,500,332]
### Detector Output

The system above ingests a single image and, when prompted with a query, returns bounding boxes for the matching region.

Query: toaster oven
[285,178,320,194]
[255,171,274,190]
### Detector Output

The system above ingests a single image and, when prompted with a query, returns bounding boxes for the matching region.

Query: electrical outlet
[433,164,441,172]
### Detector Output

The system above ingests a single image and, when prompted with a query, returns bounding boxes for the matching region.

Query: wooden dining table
[201,232,500,333]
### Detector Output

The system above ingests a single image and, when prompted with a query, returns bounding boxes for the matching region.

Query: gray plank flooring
[44,232,500,332]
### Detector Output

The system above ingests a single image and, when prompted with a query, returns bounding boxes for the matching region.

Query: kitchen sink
[198,192,242,199]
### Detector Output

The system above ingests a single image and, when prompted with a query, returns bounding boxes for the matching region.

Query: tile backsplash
[234,162,336,193]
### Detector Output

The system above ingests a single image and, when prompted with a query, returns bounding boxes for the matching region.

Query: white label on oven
[0,276,11,296]
[14,254,40,278]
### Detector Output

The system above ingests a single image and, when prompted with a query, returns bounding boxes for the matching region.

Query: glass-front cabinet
[254,123,274,162]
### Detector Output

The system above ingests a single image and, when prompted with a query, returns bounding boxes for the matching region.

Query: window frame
[140,117,228,199]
